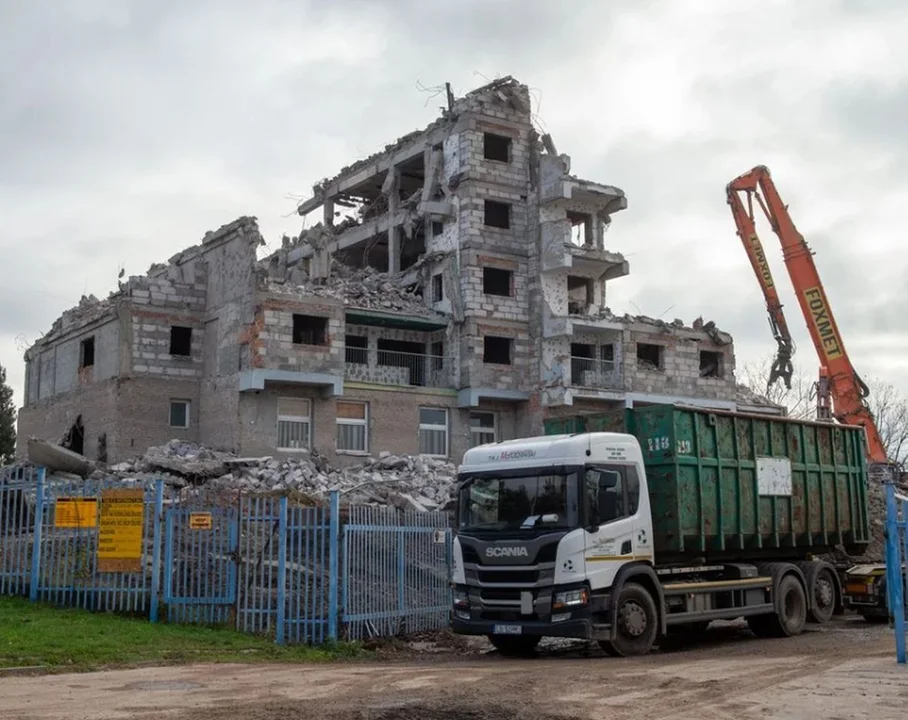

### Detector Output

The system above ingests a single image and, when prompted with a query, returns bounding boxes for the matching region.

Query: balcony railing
[570,356,623,390]
[344,347,452,388]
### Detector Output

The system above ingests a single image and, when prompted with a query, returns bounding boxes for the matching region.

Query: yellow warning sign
[97,489,145,573]
[54,498,98,528]
[189,513,213,530]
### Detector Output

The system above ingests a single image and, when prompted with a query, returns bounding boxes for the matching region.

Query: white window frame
[336,401,369,454]
[418,407,449,458]
[276,397,311,452]
[169,399,190,429]
[469,411,498,448]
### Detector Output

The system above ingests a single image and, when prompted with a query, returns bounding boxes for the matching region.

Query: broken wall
[626,326,736,400]
[16,379,120,462]
[196,217,263,453]
[26,314,121,405]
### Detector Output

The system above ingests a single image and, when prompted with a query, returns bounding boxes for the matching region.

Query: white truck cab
[451,432,656,655]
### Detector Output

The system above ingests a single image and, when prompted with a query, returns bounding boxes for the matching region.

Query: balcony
[344,347,453,388]
[570,357,623,391]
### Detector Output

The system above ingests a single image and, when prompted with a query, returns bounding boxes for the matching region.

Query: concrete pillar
[387,169,401,274]
[323,198,335,227]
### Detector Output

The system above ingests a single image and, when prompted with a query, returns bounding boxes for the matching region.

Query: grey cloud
[1,0,907,406]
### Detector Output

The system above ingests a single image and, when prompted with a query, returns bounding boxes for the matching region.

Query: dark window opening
[636,342,663,371]
[432,273,444,303]
[169,400,190,428]
[432,221,444,236]
[571,343,595,384]
[169,325,192,356]
[79,338,95,368]
[483,267,512,296]
[61,415,85,456]
[483,132,511,162]
[567,276,594,314]
[571,343,594,359]
[292,314,328,345]
[345,335,368,364]
[378,338,429,386]
[700,350,723,378]
[484,200,511,229]
[483,336,512,365]
[600,344,615,363]
[431,341,444,371]
[567,210,594,247]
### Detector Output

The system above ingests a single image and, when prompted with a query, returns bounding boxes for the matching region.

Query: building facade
[17,77,757,467]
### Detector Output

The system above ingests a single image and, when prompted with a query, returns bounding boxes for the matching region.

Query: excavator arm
[726,178,795,389]
[726,165,888,464]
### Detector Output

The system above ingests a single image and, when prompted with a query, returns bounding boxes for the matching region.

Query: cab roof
[458,432,637,474]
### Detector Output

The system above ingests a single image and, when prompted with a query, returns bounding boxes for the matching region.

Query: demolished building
[16,76,780,467]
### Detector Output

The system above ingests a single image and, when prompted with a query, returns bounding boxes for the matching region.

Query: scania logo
[485,546,529,558]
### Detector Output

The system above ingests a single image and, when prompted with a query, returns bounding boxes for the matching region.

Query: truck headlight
[553,588,589,610]
[453,589,469,608]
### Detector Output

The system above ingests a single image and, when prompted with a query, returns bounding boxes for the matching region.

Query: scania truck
[449,405,871,656]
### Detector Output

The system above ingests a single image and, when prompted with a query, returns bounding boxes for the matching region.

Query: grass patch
[0,596,363,671]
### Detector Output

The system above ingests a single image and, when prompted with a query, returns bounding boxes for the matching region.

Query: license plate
[492,624,522,635]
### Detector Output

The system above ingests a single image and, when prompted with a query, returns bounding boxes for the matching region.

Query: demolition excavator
[726,165,900,621]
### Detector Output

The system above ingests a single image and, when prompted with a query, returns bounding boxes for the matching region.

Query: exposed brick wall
[16,379,120,462]
[116,376,200,457]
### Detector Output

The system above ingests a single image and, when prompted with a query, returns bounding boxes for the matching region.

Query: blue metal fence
[0,466,451,645]
[885,483,908,663]
[342,505,452,640]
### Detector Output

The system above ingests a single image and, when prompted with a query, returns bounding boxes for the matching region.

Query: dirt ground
[3,617,906,720]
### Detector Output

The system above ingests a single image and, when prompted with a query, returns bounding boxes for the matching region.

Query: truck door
[583,466,645,590]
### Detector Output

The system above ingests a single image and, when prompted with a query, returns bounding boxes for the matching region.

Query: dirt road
[2,617,905,720]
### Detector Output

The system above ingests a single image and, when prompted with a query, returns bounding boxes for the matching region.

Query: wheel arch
[610,562,666,637]
[757,562,808,616]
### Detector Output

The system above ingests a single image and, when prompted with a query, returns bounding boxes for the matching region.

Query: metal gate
[163,499,238,625]
[0,467,37,596]
[885,483,908,663]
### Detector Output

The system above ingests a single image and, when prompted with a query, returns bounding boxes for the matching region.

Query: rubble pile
[270,264,434,316]
[106,440,458,512]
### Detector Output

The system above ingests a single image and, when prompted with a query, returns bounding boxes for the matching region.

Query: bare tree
[739,355,908,470]
[738,355,816,420]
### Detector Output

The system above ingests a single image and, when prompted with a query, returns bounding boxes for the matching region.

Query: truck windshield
[458,472,580,532]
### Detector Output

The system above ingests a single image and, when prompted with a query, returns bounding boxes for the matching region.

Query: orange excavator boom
[726,165,888,464]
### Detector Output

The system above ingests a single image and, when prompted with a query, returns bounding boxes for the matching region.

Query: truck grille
[477,568,538,584]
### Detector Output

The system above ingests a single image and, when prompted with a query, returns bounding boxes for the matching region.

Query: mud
[1,617,902,720]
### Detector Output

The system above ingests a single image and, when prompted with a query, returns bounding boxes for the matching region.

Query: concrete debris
[267,264,440,316]
[734,383,782,409]
[103,440,458,511]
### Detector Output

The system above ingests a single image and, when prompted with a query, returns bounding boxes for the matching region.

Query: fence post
[328,490,340,642]
[885,483,906,663]
[397,528,405,628]
[28,467,46,603]
[149,479,164,623]
[276,497,288,645]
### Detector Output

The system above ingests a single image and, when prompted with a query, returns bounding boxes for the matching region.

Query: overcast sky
[2,0,906,412]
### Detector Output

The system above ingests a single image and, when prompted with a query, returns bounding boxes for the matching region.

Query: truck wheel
[599,582,658,657]
[748,573,806,638]
[807,568,836,624]
[487,634,541,656]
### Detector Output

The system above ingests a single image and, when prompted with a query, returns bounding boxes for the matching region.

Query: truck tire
[748,573,807,638]
[807,567,837,624]
[487,634,541,656]
[599,582,658,657]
